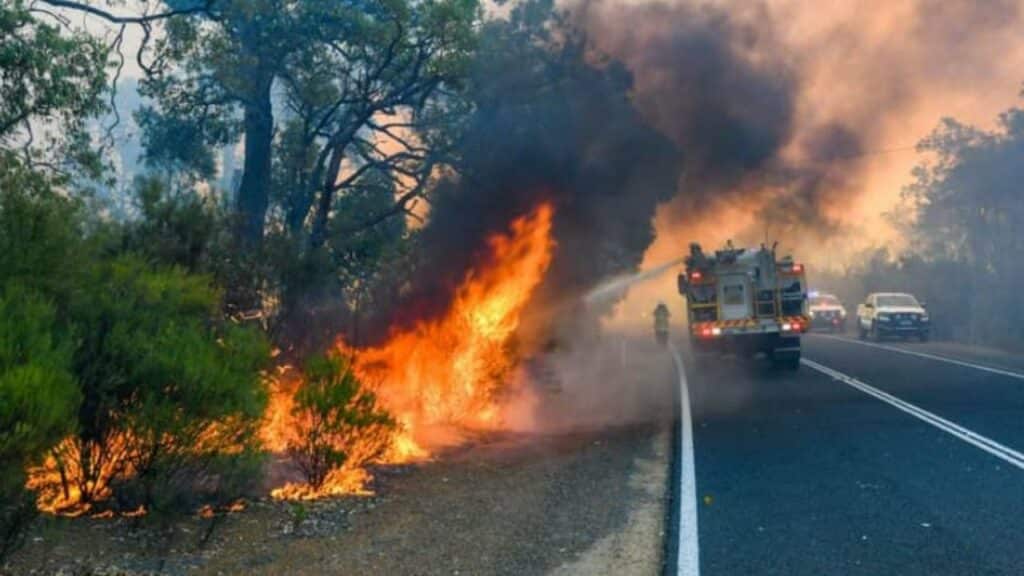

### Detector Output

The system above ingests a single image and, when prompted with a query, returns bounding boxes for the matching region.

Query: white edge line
[815,334,1024,381]
[802,358,1024,470]
[670,342,700,576]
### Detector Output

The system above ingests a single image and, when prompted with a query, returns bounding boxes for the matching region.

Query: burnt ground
[4,336,675,576]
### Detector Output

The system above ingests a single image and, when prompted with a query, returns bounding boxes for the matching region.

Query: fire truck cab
[677,242,808,369]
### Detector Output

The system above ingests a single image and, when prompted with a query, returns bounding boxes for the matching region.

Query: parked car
[856,292,930,341]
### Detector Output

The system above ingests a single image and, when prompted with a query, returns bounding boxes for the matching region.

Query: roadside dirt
[5,425,669,576]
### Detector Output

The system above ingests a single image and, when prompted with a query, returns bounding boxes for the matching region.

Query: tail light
[696,325,722,338]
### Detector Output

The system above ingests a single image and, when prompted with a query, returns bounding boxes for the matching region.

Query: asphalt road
[676,333,1024,576]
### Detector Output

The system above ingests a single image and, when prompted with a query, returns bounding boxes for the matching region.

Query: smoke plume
[583,0,881,242]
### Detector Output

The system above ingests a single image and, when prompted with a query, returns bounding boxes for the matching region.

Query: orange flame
[355,202,555,459]
[266,202,556,499]
[26,435,134,517]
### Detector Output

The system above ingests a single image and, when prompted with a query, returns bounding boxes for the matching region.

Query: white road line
[814,334,1024,381]
[802,358,1024,471]
[669,342,700,576]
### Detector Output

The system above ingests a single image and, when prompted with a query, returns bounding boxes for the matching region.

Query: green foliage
[0,286,77,559]
[0,168,272,513]
[288,354,395,490]
[136,107,234,180]
[59,256,270,512]
[269,167,411,350]
[122,176,225,272]
[0,286,77,470]
[0,163,83,555]
[139,0,480,242]
[0,1,109,175]
[0,155,87,302]
[119,321,268,511]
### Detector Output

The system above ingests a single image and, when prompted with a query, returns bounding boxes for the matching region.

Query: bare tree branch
[366,120,430,155]
[336,169,433,236]
[101,24,126,152]
[37,0,215,25]
[27,1,71,27]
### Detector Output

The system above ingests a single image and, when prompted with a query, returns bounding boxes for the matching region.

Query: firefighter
[653,302,670,346]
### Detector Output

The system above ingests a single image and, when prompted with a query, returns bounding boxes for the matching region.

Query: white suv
[857,292,930,341]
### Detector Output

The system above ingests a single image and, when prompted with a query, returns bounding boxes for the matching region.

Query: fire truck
[677,241,809,369]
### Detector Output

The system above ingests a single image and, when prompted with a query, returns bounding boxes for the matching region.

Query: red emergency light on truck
[678,241,808,369]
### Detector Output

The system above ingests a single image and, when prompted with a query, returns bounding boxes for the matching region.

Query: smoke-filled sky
[596,0,1024,326]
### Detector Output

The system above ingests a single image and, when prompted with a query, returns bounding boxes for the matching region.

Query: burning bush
[263,204,555,499]
[28,257,271,516]
[275,354,395,499]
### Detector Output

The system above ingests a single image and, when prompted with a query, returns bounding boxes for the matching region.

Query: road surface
[672,333,1024,576]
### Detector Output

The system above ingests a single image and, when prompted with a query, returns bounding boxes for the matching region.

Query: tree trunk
[236,79,274,249]
[308,145,345,250]
[286,160,320,236]
[307,113,369,250]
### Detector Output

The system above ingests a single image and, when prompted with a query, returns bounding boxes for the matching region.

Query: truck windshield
[877,294,920,307]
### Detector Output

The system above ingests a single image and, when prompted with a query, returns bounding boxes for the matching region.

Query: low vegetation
[288,354,395,492]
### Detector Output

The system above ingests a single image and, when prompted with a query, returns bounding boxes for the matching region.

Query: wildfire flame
[267,202,556,499]
[26,435,134,517]
[356,202,555,457]
[28,204,556,510]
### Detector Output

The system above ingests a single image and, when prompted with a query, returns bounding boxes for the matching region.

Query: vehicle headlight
[920,314,929,322]
[876,314,891,322]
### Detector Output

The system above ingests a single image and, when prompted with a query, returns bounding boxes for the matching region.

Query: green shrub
[0,285,78,559]
[117,321,270,512]
[288,354,395,491]
[44,256,270,514]
[0,157,86,307]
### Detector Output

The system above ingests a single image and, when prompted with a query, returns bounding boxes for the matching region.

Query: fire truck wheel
[770,344,800,370]
[772,354,800,370]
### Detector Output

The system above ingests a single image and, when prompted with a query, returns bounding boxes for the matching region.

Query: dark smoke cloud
[580,0,866,240]
[583,0,795,189]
